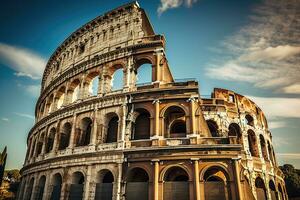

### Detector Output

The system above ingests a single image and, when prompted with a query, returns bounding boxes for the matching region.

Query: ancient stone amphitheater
[17,2,288,200]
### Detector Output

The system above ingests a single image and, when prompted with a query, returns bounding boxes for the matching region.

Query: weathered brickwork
[17,2,287,200]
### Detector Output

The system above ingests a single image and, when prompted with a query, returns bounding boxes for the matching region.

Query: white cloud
[247,96,300,118]
[1,118,9,122]
[277,153,300,159]
[157,0,198,15]
[13,112,35,120]
[0,42,46,79]
[206,0,300,94]
[268,121,286,129]
[17,84,40,97]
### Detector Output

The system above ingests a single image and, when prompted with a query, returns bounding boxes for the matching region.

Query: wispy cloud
[157,0,198,15]
[277,153,300,159]
[0,42,46,79]
[1,118,9,122]
[13,112,35,120]
[17,83,40,97]
[248,96,300,118]
[206,0,300,94]
[268,121,286,129]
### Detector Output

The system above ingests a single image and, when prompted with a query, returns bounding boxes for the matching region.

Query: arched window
[46,128,56,153]
[204,167,230,200]
[76,118,92,146]
[269,180,276,200]
[50,173,62,200]
[267,141,275,165]
[24,178,34,200]
[70,79,80,103]
[164,167,189,200]
[248,130,259,157]
[111,68,123,91]
[136,63,152,85]
[207,120,219,137]
[106,115,119,143]
[132,109,150,140]
[59,123,72,150]
[46,94,54,114]
[69,172,85,199]
[36,133,44,156]
[30,139,36,158]
[36,176,46,200]
[164,106,187,138]
[259,135,268,160]
[95,170,114,200]
[245,114,254,126]
[56,86,66,109]
[278,184,285,200]
[126,168,149,200]
[228,123,242,144]
[89,76,99,96]
[255,177,267,200]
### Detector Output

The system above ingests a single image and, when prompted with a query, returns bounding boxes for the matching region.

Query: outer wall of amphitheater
[17,2,288,200]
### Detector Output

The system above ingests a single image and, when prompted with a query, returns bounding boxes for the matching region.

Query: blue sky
[0,0,299,169]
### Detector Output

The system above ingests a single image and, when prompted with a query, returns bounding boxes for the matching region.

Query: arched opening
[111,68,123,91]
[126,168,149,200]
[207,120,219,137]
[245,114,254,126]
[36,176,46,200]
[163,166,189,200]
[268,141,275,165]
[46,128,56,153]
[50,173,62,200]
[278,184,285,200]
[59,123,72,150]
[46,94,54,114]
[88,76,99,96]
[106,115,119,143]
[228,123,242,143]
[36,133,44,156]
[204,167,230,200]
[248,130,259,157]
[136,63,152,85]
[30,139,36,158]
[260,135,268,161]
[24,178,34,200]
[56,86,66,109]
[95,170,114,200]
[132,109,150,140]
[164,106,187,138]
[269,180,277,200]
[255,177,267,200]
[70,79,80,103]
[76,118,92,146]
[69,171,85,200]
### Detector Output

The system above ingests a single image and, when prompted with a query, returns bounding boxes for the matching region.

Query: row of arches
[39,61,153,119]
[206,119,276,165]
[22,165,234,200]
[253,177,286,200]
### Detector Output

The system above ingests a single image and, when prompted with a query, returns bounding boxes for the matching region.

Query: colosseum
[17,2,288,200]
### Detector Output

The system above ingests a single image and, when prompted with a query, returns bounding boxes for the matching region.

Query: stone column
[233,158,242,200]
[154,49,163,83]
[97,74,104,96]
[192,159,201,200]
[116,162,123,200]
[83,166,92,199]
[188,97,197,134]
[68,114,77,149]
[153,99,160,137]
[152,159,160,200]
[91,109,98,146]
[118,104,127,148]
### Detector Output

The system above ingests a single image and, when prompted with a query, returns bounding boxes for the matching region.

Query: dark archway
[69,172,85,200]
[24,178,34,200]
[207,120,219,137]
[106,115,119,143]
[228,123,242,144]
[59,123,71,150]
[50,173,62,200]
[95,170,114,200]
[164,106,187,138]
[76,118,92,146]
[255,177,267,200]
[132,109,150,140]
[36,133,45,156]
[46,128,56,153]
[260,135,268,161]
[245,114,254,126]
[164,166,189,200]
[204,167,230,200]
[248,130,259,157]
[36,176,46,200]
[126,168,149,200]
[269,180,277,200]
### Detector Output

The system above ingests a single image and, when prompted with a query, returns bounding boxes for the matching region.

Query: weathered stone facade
[17,2,288,200]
